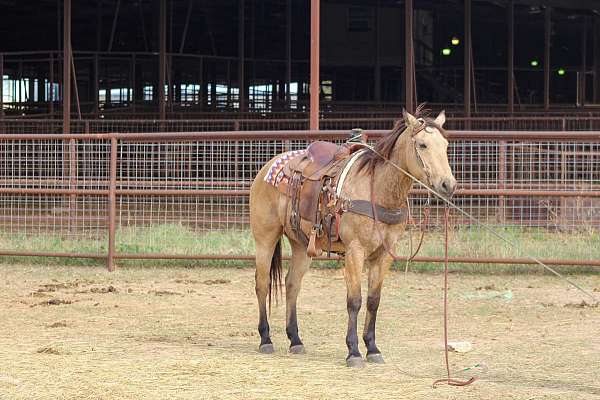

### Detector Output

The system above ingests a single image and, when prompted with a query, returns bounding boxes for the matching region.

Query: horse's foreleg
[363,250,393,364]
[344,243,365,367]
[285,240,311,354]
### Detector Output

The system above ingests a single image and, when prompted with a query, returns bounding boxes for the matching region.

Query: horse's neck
[371,136,413,209]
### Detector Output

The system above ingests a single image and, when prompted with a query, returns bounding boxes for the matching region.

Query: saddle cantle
[266,140,408,258]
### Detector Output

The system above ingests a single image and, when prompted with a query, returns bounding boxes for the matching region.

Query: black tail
[268,239,283,313]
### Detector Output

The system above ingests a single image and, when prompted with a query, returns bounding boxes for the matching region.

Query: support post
[107,137,117,272]
[94,1,102,114]
[464,0,472,120]
[594,18,600,103]
[238,0,246,112]
[158,0,167,119]
[310,0,320,129]
[49,53,55,117]
[71,49,81,119]
[179,0,193,53]
[93,54,99,114]
[0,53,4,119]
[507,0,514,114]
[199,57,204,110]
[580,17,587,107]
[227,61,232,109]
[374,1,381,102]
[131,54,136,112]
[63,0,71,134]
[544,6,551,111]
[286,0,292,108]
[108,0,121,52]
[404,0,414,113]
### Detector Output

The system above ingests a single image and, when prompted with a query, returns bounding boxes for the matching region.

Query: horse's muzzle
[436,177,457,199]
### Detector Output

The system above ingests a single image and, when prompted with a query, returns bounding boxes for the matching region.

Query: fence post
[107,136,117,271]
[68,137,77,233]
[498,140,507,224]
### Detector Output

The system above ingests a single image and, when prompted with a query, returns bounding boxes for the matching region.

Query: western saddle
[275,131,408,258]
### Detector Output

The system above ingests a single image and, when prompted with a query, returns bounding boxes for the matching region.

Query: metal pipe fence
[0,130,599,269]
[3,116,600,134]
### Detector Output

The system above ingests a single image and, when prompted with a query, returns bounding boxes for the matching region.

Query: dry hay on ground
[0,264,599,399]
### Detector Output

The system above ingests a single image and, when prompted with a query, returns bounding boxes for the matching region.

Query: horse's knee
[347,296,362,314]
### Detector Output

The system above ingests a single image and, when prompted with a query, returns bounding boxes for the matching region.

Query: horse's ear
[402,108,419,129]
[434,110,446,127]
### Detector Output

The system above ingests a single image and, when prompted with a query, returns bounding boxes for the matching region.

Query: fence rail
[0,130,599,269]
[4,116,600,134]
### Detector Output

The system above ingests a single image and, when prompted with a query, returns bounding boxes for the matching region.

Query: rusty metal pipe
[309,0,320,130]
[107,137,118,271]
[63,0,71,134]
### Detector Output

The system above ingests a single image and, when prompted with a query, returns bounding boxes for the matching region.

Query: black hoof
[289,344,306,354]
[258,343,275,354]
[366,353,385,364]
[346,356,365,368]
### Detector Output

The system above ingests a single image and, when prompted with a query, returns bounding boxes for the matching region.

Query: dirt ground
[1,263,599,400]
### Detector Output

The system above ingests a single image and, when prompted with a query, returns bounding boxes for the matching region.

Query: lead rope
[370,181,476,388]
[432,206,477,388]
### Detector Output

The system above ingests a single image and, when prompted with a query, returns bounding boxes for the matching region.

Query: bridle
[412,118,434,188]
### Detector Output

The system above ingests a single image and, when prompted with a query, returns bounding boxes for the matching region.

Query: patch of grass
[0,224,598,273]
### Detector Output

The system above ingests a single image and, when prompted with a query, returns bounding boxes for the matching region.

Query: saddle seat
[277,141,362,257]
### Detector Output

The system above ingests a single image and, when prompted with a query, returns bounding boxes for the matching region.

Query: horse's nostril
[442,181,448,191]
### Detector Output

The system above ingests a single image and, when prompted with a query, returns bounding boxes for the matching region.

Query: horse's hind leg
[255,233,282,353]
[344,243,366,368]
[286,240,311,354]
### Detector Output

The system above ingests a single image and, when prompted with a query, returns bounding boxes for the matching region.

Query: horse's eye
[419,143,428,150]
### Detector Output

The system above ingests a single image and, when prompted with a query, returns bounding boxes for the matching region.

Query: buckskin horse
[249,106,456,367]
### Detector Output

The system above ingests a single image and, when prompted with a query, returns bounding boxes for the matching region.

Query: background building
[1,0,599,121]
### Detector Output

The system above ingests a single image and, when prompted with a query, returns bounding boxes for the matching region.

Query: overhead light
[441,48,452,56]
[451,37,460,46]
[557,68,565,76]
[530,60,539,67]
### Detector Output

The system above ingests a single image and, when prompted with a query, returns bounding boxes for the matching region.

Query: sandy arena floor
[0,264,599,399]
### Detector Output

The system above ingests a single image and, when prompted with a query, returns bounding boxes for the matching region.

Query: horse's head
[402,109,456,199]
